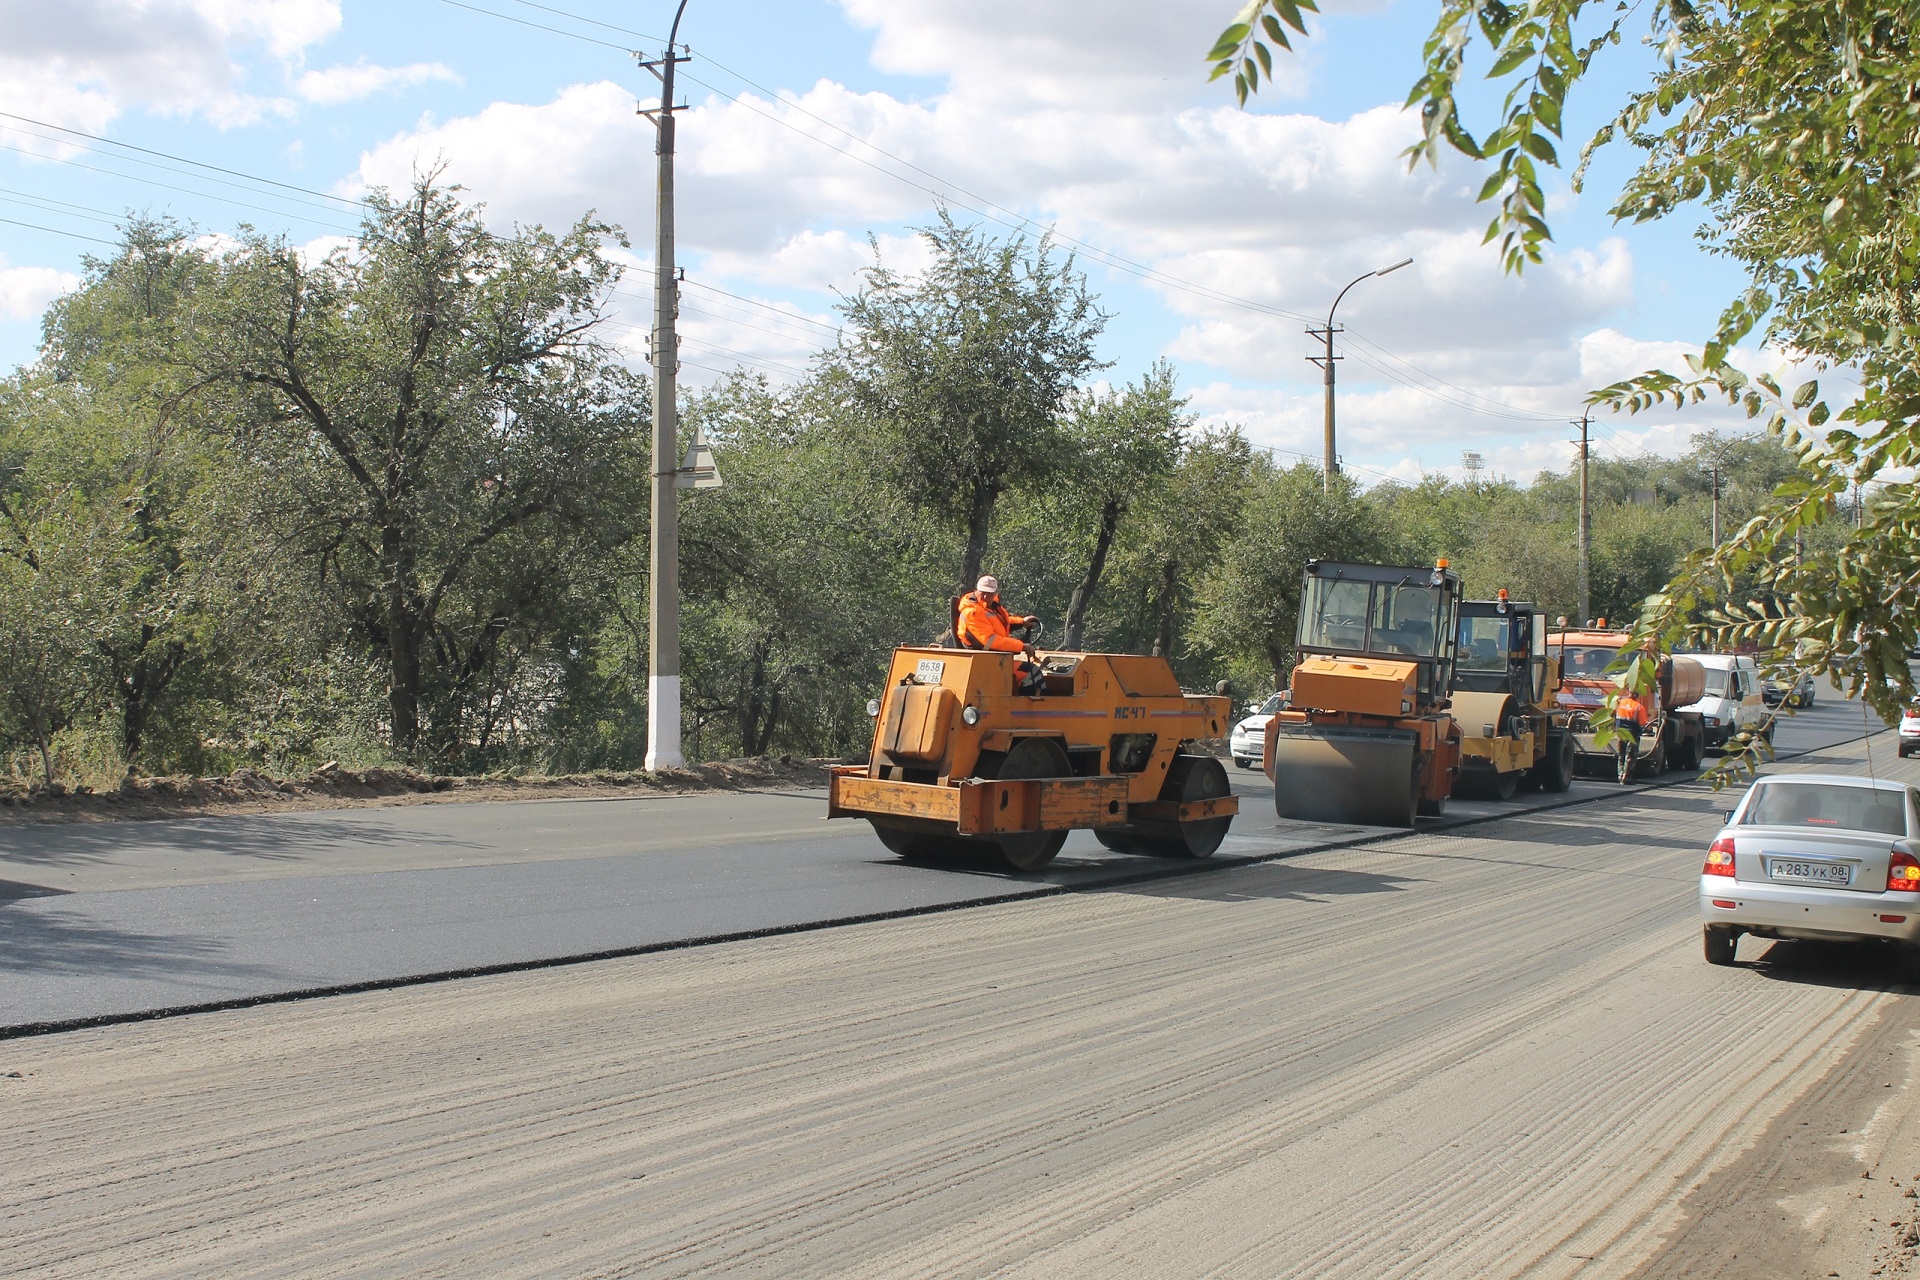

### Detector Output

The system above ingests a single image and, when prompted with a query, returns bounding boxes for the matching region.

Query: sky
[0,0,1783,485]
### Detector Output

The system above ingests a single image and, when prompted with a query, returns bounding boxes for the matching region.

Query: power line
[0,111,367,211]
[0,215,117,246]
[434,0,637,52]
[679,279,840,333]
[0,189,123,227]
[502,0,662,43]
[1338,329,1565,423]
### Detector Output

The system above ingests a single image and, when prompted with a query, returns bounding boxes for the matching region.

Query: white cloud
[339,3,1690,476]
[0,259,80,321]
[0,0,338,137]
[297,60,458,106]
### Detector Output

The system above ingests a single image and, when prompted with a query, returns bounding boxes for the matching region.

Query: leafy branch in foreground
[1213,0,1920,769]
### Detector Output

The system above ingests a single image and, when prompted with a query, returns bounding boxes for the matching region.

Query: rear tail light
[1889,850,1920,893]
[1704,836,1736,878]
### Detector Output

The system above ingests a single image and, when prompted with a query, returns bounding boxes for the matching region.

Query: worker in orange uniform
[1613,686,1652,779]
[957,575,1045,695]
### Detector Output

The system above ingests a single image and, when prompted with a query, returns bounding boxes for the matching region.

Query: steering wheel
[1013,618,1046,644]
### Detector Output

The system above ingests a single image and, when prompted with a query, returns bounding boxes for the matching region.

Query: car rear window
[1742,782,1908,836]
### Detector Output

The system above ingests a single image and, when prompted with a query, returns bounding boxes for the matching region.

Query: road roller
[1449,591,1574,800]
[828,645,1238,872]
[1264,559,1463,827]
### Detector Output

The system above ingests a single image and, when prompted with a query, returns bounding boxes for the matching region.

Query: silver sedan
[1699,773,1920,971]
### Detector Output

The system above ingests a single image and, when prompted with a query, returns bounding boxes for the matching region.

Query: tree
[1211,0,1920,721]
[674,373,943,760]
[0,494,105,784]
[38,219,222,765]
[836,211,1109,588]
[174,177,648,761]
[1196,462,1399,685]
[1099,426,1255,674]
[1057,363,1188,650]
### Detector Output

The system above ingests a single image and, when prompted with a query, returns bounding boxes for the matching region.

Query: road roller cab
[1449,594,1575,800]
[1265,559,1464,827]
[828,646,1239,872]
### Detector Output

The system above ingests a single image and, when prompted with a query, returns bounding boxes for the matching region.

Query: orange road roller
[828,646,1239,871]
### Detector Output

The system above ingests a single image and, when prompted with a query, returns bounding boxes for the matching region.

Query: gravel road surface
[0,697,1876,1030]
[2,726,1915,1278]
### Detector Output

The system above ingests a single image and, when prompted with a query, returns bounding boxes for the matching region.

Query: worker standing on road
[957,575,1044,695]
[1614,688,1651,749]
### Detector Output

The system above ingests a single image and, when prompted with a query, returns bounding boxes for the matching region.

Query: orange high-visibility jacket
[957,591,1032,654]
[1615,692,1652,726]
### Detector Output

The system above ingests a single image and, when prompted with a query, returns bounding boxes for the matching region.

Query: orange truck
[828,646,1238,871]
[1548,624,1706,778]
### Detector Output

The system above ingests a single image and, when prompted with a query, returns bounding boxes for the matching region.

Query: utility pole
[1305,317,1341,491]
[639,0,691,772]
[1707,461,1721,547]
[1574,411,1591,626]
[1306,257,1412,494]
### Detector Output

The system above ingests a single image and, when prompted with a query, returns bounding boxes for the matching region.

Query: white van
[1676,654,1771,752]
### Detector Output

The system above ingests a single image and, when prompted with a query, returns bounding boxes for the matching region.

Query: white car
[1700,773,1920,973]
[1230,693,1284,769]
[1901,703,1920,759]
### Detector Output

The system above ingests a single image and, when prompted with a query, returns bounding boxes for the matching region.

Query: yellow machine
[828,646,1238,872]
[1449,592,1574,799]
[1266,559,1463,827]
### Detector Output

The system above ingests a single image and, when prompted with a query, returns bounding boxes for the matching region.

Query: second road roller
[1265,558,1464,827]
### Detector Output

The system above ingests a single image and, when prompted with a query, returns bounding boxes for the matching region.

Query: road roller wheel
[1489,769,1519,801]
[1131,754,1233,859]
[981,738,1073,872]
[1537,732,1575,793]
[869,820,973,863]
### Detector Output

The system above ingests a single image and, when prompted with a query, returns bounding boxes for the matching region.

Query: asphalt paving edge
[1,724,1880,1043]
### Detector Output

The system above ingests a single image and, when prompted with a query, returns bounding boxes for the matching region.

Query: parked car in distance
[1675,653,1771,752]
[1231,692,1285,769]
[1700,773,1920,973]
[1762,671,1816,709]
[1901,702,1920,759]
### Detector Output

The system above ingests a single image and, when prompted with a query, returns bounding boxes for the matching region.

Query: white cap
[976,575,999,594]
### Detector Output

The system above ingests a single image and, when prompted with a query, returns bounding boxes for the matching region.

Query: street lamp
[1307,257,1413,493]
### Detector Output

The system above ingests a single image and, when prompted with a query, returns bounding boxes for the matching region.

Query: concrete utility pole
[1707,460,1721,547]
[639,0,691,772]
[1574,410,1591,626]
[1306,257,1412,494]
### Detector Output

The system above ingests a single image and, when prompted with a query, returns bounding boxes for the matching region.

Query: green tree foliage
[0,192,1833,788]
[0,218,231,778]
[674,373,940,759]
[1212,0,1920,723]
[837,211,1109,588]
[173,177,649,763]
[1195,462,1398,685]
[1056,362,1188,649]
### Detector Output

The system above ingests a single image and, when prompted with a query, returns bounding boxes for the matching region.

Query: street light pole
[640,0,691,772]
[1306,257,1412,493]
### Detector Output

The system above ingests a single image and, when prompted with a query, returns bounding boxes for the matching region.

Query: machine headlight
[1703,715,1723,727]
[961,705,981,725]
[866,698,881,718]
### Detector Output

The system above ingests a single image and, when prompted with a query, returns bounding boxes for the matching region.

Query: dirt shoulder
[1630,954,1920,1280]
[0,755,844,826]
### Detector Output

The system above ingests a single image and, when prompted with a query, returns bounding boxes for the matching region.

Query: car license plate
[915,658,946,683]
[1768,859,1850,886]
